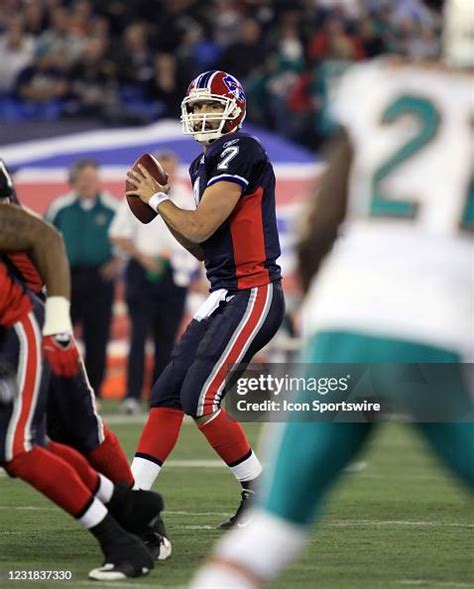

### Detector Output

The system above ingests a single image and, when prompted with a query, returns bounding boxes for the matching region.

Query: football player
[0,160,170,561]
[0,202,165,580]
[189,0,474,586]
[126,70,285,528]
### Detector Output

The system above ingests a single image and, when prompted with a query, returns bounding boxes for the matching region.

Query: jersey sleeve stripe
[207,174,249,189]
[207,70,219,88]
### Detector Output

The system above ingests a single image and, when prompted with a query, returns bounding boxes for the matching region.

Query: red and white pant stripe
[196,283,274,417]
[5,312,43,462]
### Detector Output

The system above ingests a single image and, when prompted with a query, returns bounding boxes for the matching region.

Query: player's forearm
[28,225,71,299]
[158,200,211,244]
[164,220,205,261]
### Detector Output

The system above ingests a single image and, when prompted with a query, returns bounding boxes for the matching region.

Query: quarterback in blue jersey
[127,70,285,528]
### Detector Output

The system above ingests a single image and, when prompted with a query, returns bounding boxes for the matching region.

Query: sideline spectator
[146,53,184,118]
[67,34,150,123]
[46,159,120,397]
[68,36,118,118]
[0,17,35,94]
[114,22,152,89]
[219,19,266,81]
[109,151,200,415]
[307,15,365,62]
[38,6,85,67]
[310,35,355,142]
[15,46,69,104]
[0,0,443,142]
[23,1,47,37]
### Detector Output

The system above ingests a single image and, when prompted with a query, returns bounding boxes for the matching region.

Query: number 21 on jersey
[370,94,473,232]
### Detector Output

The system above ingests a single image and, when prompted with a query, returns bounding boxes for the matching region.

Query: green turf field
[0,412,472,589]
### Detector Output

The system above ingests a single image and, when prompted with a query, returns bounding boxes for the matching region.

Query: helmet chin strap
[198,127,238,146]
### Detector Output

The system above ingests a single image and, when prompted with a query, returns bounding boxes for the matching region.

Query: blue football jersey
[189,132,282,292]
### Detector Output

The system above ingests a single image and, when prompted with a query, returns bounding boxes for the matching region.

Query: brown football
[125,153,168,223]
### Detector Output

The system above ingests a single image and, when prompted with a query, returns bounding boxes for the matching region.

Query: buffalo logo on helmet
[223,75,246,102]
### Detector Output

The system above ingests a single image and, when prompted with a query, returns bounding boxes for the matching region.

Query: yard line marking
[396,581,474,587]
[358,474,449,481]
[343,461,367,472]
[0,506,233,518]
[0,466,452,476]
[102,414,196,425]
[0,505,231,517]
[0,506,472,529]
[181,525,215,530]
[326,520,474,529]
[0,505,56,511]
[167,510,230,516]
[0,507,472,529]
[166,460,223,468]
[75,583,185,589]
[0,460,224,473]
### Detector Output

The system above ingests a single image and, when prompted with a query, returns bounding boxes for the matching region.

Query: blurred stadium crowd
[0,0,441,147]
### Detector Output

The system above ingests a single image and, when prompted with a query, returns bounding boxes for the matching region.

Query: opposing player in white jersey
[190,0,474,586]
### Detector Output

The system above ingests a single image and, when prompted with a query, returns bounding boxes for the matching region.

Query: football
[125,153,168,224]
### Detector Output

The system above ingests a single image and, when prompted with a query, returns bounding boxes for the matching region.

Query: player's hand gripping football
[126,164,170,206]
[42,333,81,377]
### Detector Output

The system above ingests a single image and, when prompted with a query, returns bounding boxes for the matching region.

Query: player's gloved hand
[42,296,77,376]
[42,333,81,377]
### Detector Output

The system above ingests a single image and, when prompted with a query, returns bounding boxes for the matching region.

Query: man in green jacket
[47,158,120,397]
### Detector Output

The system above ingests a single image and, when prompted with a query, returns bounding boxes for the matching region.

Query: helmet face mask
[181,71,247,143]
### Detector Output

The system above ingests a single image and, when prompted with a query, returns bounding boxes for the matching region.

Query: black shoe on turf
[141,514,172,561]
[218,489,254,530]
[107,484,165,536]
[89,533,154,581]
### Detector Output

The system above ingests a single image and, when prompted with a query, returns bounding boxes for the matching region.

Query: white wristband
[42,296,73,336]
[148,192,169,212]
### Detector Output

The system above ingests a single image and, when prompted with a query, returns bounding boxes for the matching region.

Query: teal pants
[260,331,474,525]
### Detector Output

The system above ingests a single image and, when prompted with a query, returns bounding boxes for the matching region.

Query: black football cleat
[218,489,254,530]
[107,484,165,535]
[141,514,172,561]
[89,532,154,581]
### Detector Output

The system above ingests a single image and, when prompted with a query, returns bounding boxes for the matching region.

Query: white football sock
[131,456,161,490]
[95,473,114,504]
[78,498,108,529]
[230,450,262,483]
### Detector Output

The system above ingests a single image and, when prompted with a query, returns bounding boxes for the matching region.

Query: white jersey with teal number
[304,60,474,360]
